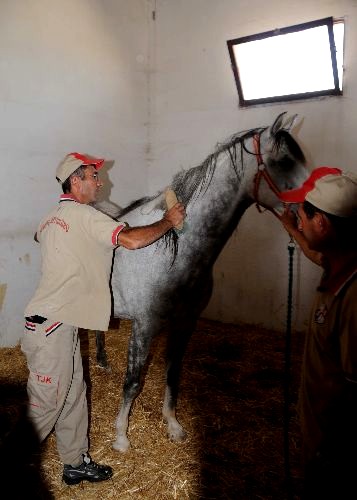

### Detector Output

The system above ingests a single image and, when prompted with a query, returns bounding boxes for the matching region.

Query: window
[227,17,344,107]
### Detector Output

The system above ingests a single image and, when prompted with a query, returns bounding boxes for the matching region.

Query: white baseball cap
[279,166,357,217]
[56,152,105,184]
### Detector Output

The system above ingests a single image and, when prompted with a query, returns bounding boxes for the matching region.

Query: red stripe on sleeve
[112,225,125,246]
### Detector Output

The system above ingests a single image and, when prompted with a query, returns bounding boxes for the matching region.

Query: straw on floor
[0,318,305,499]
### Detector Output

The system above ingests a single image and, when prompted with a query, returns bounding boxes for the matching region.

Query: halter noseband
[252,133,282,219]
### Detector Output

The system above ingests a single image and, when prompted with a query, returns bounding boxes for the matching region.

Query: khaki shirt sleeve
[84,205,126,248]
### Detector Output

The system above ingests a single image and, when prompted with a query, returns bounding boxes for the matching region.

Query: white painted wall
[1,0,356,346]
[0,0,151,346]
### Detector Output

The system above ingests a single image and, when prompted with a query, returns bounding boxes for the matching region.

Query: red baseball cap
[279,167,342,203]
[56,152,105,184]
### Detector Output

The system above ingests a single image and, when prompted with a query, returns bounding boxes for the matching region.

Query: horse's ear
[270,112,298,136]
[270,112,287,135]
[281,113,298,131]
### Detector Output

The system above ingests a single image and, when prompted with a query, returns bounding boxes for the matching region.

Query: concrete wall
[1,0,356,345]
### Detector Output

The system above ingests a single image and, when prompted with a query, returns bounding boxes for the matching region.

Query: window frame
[227,17,342,108]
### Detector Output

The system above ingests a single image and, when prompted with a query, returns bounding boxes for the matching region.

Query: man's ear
[70,175,79,188]
[314,212,330,235]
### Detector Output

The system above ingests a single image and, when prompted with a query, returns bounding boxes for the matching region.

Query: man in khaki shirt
[22,152,185,485]
[279,167,357,499]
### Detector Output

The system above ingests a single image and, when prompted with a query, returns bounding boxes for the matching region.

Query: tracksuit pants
[21,319,88,466]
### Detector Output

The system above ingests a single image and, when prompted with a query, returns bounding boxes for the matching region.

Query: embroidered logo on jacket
[39,217,69,233]
[35,374,52,384]
[314,304,328,324]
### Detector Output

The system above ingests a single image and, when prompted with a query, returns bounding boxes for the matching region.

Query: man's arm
[117,202,185,250]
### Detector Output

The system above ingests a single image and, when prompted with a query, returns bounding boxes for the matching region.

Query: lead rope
[284,237,295,500]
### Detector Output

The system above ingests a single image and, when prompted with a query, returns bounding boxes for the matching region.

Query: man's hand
[278,205,323,266]
[165,189,185,230]
[279,205,299,237]
[164,202,186,230]
[117,200,186,250]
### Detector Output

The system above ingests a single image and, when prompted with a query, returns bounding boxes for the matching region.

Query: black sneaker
[62,454,113,485]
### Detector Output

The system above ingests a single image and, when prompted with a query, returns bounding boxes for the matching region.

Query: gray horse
[95,112,307,452]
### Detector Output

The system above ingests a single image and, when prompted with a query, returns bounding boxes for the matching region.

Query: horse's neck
[181,155,256,256]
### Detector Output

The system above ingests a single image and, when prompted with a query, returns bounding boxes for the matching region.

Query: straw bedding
[0,318,304,499]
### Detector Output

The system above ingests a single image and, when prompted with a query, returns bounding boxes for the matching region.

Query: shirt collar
[59,194,79,203]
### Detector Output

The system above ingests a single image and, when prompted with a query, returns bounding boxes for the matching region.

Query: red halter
[252,133,282,219]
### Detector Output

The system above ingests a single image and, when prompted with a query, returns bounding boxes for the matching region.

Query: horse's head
[251,112,308,216]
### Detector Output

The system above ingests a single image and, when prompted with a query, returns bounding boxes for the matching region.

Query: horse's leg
[95,330,111,371]
[113,318,156,452]
[163,314,198,442]
[163,278,213,441]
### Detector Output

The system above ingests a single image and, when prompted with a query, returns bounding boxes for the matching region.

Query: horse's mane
[171,127,267,206]
[118,126,266,219]
[115,126,267,265]
[115,124,304,265]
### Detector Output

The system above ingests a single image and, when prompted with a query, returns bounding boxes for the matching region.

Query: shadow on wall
[0,382,53,499]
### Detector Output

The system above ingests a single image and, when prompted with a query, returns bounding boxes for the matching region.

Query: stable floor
[0,318,304,499]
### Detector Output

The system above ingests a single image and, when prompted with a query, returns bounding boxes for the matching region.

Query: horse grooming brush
[165,188,184,230]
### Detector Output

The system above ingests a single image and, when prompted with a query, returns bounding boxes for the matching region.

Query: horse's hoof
[96,353,111,371]
[112,437,130,452]
[167,424,187,442]
[97,361,112,372]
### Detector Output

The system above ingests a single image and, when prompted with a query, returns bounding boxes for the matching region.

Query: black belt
[25,315,47,324]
